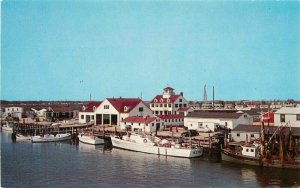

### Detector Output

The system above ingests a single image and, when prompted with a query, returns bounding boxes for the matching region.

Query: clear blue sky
[2,1,299,101]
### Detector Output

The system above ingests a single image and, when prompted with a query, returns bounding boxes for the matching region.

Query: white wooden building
[79,102,102,124]
[4,107,24,119]
[184,111,253,132]
[120,116,164,133]
[94,98,153,126]
[150,87,188,115]
[274,107,300,127]
[156,114,184,128]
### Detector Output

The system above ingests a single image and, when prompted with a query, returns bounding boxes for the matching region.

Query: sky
[1,1,300,101]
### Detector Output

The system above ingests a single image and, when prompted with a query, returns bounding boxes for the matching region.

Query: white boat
[2,122,13,132]
[16,134,31,141]
[78,133,104,145]
[31,133,72,143]
[111,133,203,158]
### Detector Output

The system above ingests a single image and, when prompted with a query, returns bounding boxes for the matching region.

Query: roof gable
[80,101,102,112]
[107,98,142,113]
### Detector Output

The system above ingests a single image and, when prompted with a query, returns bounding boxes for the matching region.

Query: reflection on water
[1,132,300,187]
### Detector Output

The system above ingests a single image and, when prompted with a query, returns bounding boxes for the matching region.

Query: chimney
[180,92,183,96]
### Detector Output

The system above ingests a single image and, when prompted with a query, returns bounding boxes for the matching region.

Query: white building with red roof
[79,101,102,123]
[94,98,153,126]
[156,114,184,129]
[120,116,164,132]
[150,87,188,115]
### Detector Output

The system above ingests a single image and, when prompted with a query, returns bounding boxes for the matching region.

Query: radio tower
[203,84,207,102]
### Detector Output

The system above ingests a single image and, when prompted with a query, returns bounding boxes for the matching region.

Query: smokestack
[180,92,183,96]
[212,86,214,111]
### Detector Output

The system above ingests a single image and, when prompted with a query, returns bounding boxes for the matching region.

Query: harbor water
[1,131,300,187]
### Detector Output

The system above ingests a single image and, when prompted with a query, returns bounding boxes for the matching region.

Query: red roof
[156,114,184,119]
[80,101,102,112]
[150,95,180,103]
[122,116,156,124]
[177,107,189,111]
[164,87,174,91]
[107,98,142,113]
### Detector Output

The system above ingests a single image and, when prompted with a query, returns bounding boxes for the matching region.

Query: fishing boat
[1,122,13,132]
[111,133,203,158]
[222,123,300,169]
[78,132,104,145]
[31,133,72,143]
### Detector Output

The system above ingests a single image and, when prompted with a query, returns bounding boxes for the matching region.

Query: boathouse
[94,98,153,126]
[79,101,101,124]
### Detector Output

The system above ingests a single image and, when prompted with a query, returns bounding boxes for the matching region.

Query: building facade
[274,107,300,127]
[120,116,164,132]
[79,102,101,124]
[150,87,188,115]
[94,98,153,126]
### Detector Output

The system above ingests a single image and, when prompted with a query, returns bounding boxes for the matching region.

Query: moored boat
[16,134,31,141]
[78,133,104,145]
[31,133,72,143]
[111,133,203,158]
[1,122,13,132]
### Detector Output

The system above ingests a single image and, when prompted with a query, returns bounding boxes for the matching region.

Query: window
[154,99,157,102]
[152,123,154,127]
[179,99,182,102]
[168,104,171,107]
[160,104,162,107]
[139,107,143,112]
[280,114,285,122]
[175,104,178,108]
[297,114,300,121]
[183,104,187,107]
[81,115,84,119]
[155,104,158,107]
[244,114,247,118]
[251,149,254,152]
[91,115,94,120]
[164,104,167,107]
[104,105,109,109]
[179,104,182,108]
[151,104,154,107]
[246,149,249,152]
[225,122,228,127]
[237,133,240,137]
[155,111,158,115]
[251,134,254,137]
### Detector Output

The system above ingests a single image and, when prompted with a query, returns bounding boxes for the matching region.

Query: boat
[110,133,203,158]
[31,133,72,143]
[222,123,300,169]
[1,122,13,132]
[16,134,31,141]
[78,132,104,145]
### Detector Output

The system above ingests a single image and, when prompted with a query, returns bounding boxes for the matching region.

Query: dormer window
[167,99,170,103]
[93,106,96,111]
[82,106,86,111]
[124,106,128,112]
[154,99,157,102]
[160,99,163,103]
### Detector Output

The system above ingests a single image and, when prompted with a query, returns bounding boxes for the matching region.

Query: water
[1,131,300,187]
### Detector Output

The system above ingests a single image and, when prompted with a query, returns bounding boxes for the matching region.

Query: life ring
[143,139,147,143]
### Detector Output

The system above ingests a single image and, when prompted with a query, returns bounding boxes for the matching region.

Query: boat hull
[111,136,202,158]
[31,134,72,143]
[2,126,13,132]
[221,150,261,166]
[79,135,104,145]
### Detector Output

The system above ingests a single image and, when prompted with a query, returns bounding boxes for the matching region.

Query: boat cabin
[241,145,258,158]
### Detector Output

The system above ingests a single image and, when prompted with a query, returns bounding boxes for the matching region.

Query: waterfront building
[274,107,300,127]
[31,107,48,118]
[94,98,153,126]
[150,87,188,115]
[177,107,193,116]
[4,106,24,119]
[156,114,184,129]
[184,111,253,131]
[120,116,163,132]
[260,111,274,124]
[45,105,79,122]
[79,102,101,124]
